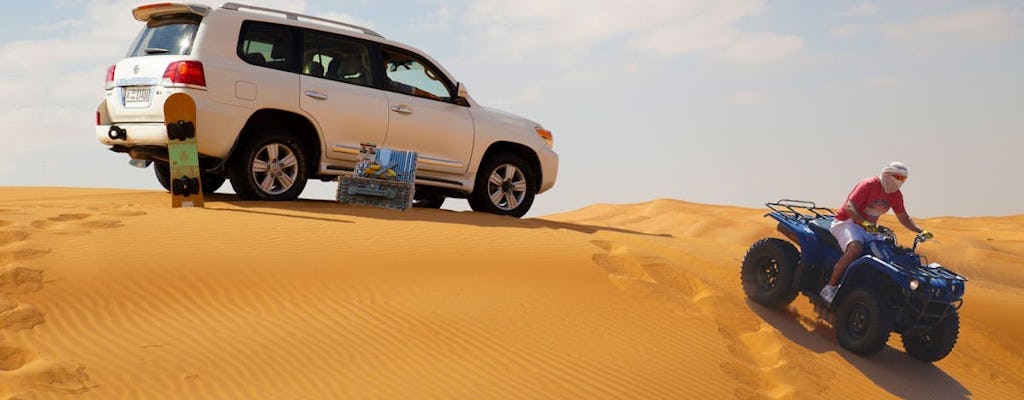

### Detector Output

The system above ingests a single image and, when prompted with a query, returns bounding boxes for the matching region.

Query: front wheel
[835,288,893,356]
[228,130,308,201]
[741,238,800,308]
[468,153,536,218]
[901,310,960,362]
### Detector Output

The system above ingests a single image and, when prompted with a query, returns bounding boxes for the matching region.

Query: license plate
[124,87,151,105]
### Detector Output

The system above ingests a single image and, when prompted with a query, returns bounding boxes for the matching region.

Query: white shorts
[830,219,869,252]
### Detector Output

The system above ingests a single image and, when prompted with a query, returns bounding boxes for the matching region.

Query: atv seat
[808,218,843,252]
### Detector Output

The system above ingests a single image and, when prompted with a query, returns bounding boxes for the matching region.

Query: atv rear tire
[836,288,893,356]
[902,309,960,362]
[741,238,800,308]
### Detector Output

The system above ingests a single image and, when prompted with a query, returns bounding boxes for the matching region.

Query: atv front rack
[766,199,836,221]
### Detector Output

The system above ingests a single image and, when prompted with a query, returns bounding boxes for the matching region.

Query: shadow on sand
[201,195,671,238]
[748,301,970,400]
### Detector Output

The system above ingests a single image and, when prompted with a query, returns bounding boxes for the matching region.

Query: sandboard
[164,93,204,208]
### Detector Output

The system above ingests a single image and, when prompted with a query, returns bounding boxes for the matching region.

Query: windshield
[127,14,201,57]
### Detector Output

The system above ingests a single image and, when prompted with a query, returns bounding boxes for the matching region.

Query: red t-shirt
[835,176,906,223]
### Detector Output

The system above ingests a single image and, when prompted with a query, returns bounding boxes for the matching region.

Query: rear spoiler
[132,3,211,22]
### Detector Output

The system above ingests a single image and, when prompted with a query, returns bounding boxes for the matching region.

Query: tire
[227,130,308,201]
[468,152,536,218]
[154,162,226,194]
[902,310,960,362]
[835,288,893,356]
[413,192,445,209]
[741,238,800,308]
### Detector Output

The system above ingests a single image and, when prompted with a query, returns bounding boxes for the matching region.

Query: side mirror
[452,82,470,106]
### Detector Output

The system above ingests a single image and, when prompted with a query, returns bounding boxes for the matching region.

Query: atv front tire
[741,238,800,308]
[836,288,893,356]
[902,309,960,362]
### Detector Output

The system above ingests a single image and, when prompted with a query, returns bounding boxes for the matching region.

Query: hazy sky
[1,1,1022,218]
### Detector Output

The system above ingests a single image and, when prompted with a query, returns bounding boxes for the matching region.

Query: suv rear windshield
[127,14,201,57]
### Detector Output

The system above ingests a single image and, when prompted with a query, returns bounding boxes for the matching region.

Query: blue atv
[741,200,967,361]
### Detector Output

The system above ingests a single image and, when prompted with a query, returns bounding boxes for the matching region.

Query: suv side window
[302,30,374,88]
[237,21,296,72]
[381,48,452,102]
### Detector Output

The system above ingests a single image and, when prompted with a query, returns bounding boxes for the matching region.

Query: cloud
[0,1,144,155]
[885,6,1022,54]
[830,24,864,38]
[725,33,804,63]
[863,77,902,87]
[849,2,879,16]
[410,5,452,32]
[460,0,801,65]
[731,91,773,105]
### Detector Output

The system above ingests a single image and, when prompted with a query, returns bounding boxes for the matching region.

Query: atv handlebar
[867,226,933,252]
[912,232,934,252]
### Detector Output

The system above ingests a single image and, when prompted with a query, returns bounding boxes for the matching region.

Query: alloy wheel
[487,164,527,211]
[251,143,299,195]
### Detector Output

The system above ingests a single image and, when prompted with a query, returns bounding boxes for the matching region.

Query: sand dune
[0,187,1021,399]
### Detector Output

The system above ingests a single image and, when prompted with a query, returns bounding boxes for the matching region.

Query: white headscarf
[879,161,908,193]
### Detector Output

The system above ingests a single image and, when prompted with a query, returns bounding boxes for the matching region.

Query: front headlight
[909,279,920,291]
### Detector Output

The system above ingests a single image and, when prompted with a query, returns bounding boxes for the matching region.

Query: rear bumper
[97,122,168,148]
[96,90,246,159]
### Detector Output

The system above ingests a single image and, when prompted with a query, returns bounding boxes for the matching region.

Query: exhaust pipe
[128,159,152,168]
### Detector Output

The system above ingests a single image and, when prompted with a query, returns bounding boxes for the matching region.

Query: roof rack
[221,2,383,38]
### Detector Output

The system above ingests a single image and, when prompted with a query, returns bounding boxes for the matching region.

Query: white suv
[97,2,558,217]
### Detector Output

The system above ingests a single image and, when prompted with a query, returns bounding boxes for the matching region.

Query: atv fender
[840,255,914,292]
[768,214,826,267]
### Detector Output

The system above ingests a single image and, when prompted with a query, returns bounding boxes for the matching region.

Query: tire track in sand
[589,239,808,399]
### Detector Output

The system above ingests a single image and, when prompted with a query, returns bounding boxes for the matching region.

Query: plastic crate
[336,145,417,210]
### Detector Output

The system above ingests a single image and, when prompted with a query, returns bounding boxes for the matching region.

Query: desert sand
[0,187,1021,399]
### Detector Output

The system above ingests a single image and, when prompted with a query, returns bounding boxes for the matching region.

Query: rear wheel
[154,162,225,194]
[836,288,893,356]
[228,130,308,201]
[741,238,800,308]
[902,310,960,362]
[468,153,536,218]
[413,192,446,209]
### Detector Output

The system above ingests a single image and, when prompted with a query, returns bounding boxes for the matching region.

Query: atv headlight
[909,279,920,291]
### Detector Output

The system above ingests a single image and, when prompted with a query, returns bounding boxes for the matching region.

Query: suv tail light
[105,65,116,90]
[162,61,207,89]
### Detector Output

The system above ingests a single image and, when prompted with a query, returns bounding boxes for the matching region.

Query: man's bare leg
[828,241,863,286]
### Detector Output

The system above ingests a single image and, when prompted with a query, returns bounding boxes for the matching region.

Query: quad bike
[741,200,967,362]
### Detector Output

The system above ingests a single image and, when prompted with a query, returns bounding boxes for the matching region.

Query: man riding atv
[820,161,933,304]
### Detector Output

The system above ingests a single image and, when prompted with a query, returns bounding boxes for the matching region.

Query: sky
[1,0,1022,218]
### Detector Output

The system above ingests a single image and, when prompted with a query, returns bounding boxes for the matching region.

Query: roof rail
[221,2,383,38]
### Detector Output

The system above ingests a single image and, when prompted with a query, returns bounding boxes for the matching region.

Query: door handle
[304,91,328,100]
[390,105,413,114]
